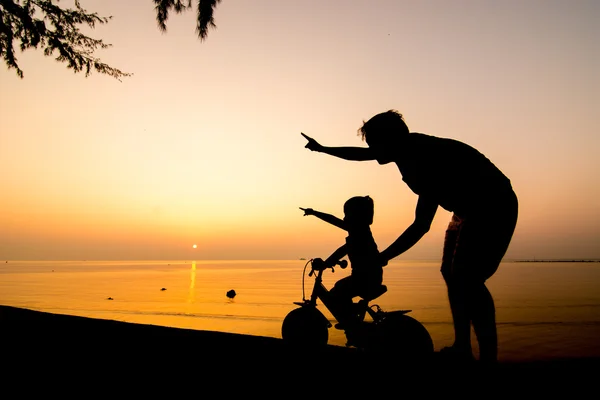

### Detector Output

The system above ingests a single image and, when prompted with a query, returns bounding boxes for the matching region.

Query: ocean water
[1,259,599,363]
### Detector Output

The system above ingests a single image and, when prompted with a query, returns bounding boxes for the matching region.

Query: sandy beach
[1,305,598,395]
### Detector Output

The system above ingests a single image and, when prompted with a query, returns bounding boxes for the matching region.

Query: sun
[192,244,197,249]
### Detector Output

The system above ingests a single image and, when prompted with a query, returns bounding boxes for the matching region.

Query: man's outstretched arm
[380,196,438,263]
[302,132,376,161]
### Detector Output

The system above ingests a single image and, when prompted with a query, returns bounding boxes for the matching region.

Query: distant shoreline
[3,258,600,263]
[513,259,600,263]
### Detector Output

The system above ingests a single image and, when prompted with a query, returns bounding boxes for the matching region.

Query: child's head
[343,196,374,227]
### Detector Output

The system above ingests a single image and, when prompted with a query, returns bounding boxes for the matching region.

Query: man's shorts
[441,190,518,284]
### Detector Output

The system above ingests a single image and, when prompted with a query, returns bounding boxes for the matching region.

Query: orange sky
[1,0,599,260]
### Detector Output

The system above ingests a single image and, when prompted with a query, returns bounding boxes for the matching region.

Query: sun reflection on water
[188,261,196,303]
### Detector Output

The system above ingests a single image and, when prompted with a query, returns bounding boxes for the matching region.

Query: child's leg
[330,276,358,326]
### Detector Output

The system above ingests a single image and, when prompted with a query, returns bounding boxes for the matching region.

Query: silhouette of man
[302,110,518,364]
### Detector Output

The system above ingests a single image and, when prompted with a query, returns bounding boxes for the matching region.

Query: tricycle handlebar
[309,258,347,276]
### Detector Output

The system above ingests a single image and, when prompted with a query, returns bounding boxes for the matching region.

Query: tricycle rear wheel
[367,313,434,361]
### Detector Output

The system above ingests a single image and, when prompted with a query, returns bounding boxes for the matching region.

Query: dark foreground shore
[1,305,597,395]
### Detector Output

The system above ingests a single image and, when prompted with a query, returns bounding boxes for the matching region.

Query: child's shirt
[345,228,382,281]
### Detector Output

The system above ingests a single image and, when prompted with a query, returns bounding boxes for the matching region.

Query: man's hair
[344,196,374,225]
[357,109,409,141]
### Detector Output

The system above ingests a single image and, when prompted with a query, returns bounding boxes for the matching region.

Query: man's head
[343,196,374,227]
[358,110,409,164]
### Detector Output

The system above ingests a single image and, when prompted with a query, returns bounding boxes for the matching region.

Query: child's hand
[377,253,389,268]
[299,207,314,216]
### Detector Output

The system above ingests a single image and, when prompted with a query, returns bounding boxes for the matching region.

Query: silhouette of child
[300,195,383,333]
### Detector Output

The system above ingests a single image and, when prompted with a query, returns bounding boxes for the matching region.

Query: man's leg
[446,280,473,354]
[441,214,473,356]
[472,203,518,363]
[457,192,518,363]
[469,282,497,363]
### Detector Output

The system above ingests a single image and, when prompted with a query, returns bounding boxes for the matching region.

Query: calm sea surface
[1,259,599,362]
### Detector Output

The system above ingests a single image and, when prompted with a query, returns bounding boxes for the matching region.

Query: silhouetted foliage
[153,0,221,41]
[0,0,131,79]
[1,0,222,80]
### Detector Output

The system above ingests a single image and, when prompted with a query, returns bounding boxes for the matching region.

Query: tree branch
[0,0,131,80]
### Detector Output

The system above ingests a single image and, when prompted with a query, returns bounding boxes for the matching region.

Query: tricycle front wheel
[281,306,329,349]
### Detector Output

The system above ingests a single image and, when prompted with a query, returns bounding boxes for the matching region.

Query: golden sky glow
[1,0,599,260]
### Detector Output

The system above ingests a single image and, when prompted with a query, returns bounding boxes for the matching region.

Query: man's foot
[439,346,476,364]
